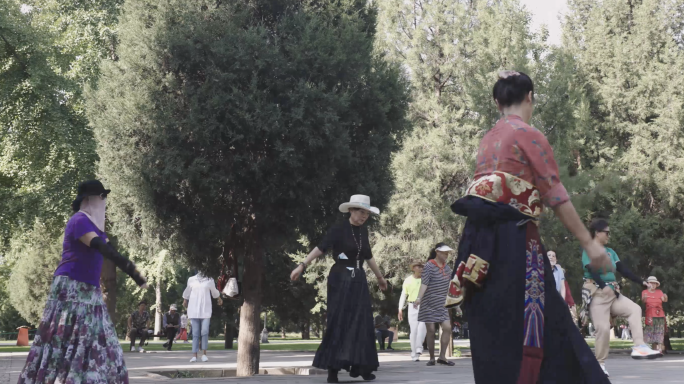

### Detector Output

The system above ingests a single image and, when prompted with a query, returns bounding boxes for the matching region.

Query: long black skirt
[313,265,379,374]
[453,197,610,384]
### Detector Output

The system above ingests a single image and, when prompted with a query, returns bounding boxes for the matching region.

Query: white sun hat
[646,276,660,287]
[436,245,454,252]
[339,195,380,215]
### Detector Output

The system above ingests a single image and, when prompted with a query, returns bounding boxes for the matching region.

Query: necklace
[350,223,362,269]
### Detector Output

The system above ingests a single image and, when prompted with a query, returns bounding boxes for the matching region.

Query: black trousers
[163,328,178,350]
[375,329,394,349]
[129,328,148,348]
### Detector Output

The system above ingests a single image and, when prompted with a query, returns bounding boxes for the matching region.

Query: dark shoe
[437,359,455,366]
[350,366,360,378]
[327,369,339,383]
[361,373,376,381]
[426,360,436,366]
[386,347,394,351]
[163,342,168,348]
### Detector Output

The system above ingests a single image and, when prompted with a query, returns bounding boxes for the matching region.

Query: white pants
[408,304,427,358]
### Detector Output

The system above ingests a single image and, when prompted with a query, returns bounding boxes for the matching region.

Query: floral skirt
[18,276,128,384]
[644,317,665,344]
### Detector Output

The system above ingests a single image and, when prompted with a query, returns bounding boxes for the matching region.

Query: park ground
[2,339,684,383]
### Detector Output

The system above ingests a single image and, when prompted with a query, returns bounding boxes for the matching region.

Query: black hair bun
[492,71,534,108]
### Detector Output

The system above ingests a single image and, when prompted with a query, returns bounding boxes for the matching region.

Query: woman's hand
[584,240,613,272]
[217,297,223,306]
[643,281,650,288]
[398,310,403,322]
[413,297,421,309]
[141,283,149,289]
[378,277,388,291]
[290,265,304,281]
[183,299,189,309]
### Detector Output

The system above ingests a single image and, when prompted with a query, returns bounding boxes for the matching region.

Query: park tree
[373,0,546,282]
[538,0,684,313]
[0,0,125,322]
[88,0,409,375]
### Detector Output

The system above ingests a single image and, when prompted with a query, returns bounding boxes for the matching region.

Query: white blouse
[182,274,220,319]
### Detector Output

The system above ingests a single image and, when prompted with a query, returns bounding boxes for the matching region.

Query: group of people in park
[15,70,673,384]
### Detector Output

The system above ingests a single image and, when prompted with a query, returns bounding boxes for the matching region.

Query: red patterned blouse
[474,115,569,207]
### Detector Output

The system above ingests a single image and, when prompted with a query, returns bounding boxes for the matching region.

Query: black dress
[312,221,379,375]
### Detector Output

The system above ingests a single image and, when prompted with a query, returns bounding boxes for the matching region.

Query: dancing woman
[415,243,455,367]
[290,195,388,383]
[18,180,147,384]
[642,276,668,353]
[446,72,612,383]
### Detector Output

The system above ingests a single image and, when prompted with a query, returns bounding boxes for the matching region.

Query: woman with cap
[398,260,427,361]
[447,71,612,383]
[414,243,455,367]
[642,276,669,353]
[291,195,388,383]
[18,180,147,384]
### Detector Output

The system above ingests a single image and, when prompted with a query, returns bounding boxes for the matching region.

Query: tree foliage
[88,0,409,374]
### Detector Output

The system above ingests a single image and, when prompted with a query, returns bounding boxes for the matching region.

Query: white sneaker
[130,346,135,352]
[201,355,209,362]
[600,363,609,377]
[190,357,197,363]
[631,344,662,359]
[138,347,145,353]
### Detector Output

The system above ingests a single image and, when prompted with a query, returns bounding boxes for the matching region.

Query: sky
[519,0,568,46]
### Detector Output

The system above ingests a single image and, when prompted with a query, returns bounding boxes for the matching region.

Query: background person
[398,260,427,361]
[176,311,189,343]
[414,243,455,367]
[583,218,661,377]
[374,315,394,351]
[129,300,150,352]
[642,276,668,353]
[162,304,181,351]
[183,272,222,362]
[548,251,566,300]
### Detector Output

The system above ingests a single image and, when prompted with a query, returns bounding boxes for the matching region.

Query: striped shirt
[418,260,452,323]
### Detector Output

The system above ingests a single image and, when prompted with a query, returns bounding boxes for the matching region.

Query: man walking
[398,261,427,361]
[128,300,150,352]
[163,304,181,351]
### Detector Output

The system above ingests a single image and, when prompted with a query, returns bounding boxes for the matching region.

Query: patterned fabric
[474,115,569,208]
[445,261,466,308]
[523,225,545,349]
[130,310,150,330]
[418,260,452,323]
[644,317,665,344]
[466,171,543,218]
[18,276,128,384]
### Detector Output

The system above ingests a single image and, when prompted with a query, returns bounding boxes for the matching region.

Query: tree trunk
[154,280,162,341]
[100,259,118,325]
[236,243,263,376]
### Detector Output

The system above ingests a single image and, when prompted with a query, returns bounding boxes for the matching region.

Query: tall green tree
[373,0,547,282]
[88,0,409,375]
[541,0,684,312]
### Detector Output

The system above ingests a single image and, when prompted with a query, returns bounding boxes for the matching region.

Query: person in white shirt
[398,260,427,361]
[175,312,189,343]
[183,272,222,362]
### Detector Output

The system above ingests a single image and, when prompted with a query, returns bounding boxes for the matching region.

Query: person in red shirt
[642,276,668,353]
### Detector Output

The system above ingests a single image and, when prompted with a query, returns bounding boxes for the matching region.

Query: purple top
[54,212,108,286]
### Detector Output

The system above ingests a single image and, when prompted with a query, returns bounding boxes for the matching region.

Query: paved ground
[2,348,684,384]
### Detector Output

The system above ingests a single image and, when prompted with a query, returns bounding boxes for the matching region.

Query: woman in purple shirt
[18,180,147,384]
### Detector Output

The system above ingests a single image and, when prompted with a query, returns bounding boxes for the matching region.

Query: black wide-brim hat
[71,180,111,212]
